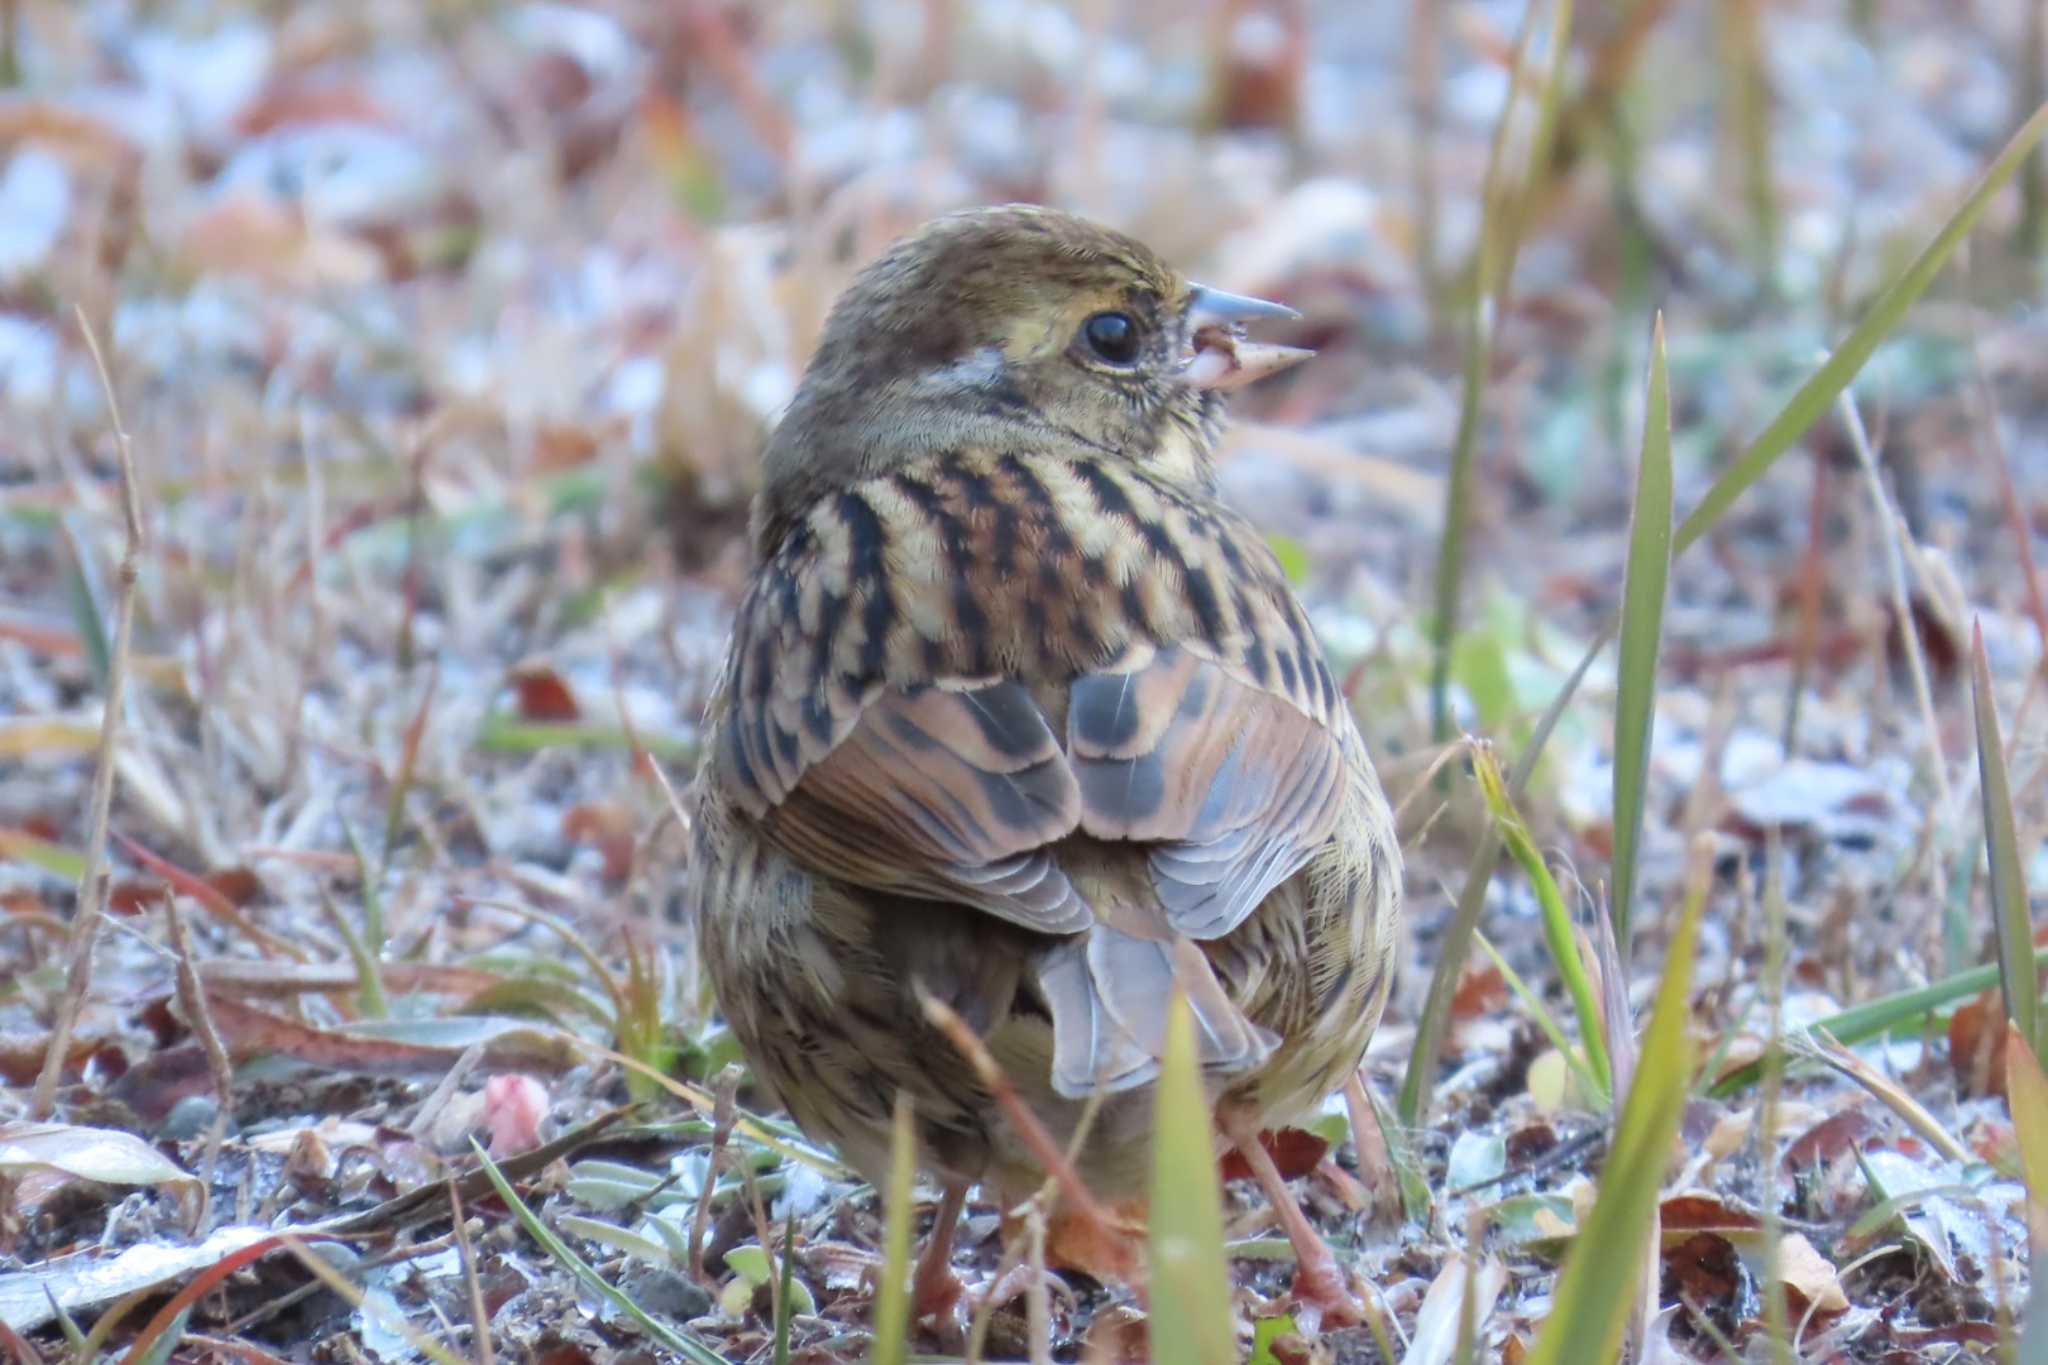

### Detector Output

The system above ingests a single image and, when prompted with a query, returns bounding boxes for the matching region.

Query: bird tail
[1037,926,1276,1100]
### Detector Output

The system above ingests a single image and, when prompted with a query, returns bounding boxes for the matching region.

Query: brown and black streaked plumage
[688,204,1401,1328]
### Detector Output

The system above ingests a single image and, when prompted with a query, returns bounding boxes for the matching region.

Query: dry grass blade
[1971,621,2039,1056]
[1787,1029,1971,1166]
[162,898,233,1205]
[1839,390,1951,810]
[1523,862,1702,1365]
[1609,315,1672,950]
[1148,990,1236,1365]
[32,310,145,1119]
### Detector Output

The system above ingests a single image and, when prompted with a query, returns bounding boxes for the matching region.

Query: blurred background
[4,0,2047,1356]
[4,0,2042,961]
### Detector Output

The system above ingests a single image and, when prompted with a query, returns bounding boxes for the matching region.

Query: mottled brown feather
[689,207,1401,1209]
[709,446,1351,1092]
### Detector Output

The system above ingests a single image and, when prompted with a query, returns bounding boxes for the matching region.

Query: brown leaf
[1948,992,2008,1097]
[562,801,636,884]
[1783,1106,1878,1171]
[512,663,583,722]
[1660,1194,1761,1234]
[1451,962,1509,1021]
[106,878,166,915]
[1662,1231,1741,1306]
[1218,1126,1330,1182]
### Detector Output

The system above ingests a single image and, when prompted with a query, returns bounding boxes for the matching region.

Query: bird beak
[1182,284,1314,391]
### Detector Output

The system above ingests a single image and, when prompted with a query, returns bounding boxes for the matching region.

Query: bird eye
[1082,312,1140,365]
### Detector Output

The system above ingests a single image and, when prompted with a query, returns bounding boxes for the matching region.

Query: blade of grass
[0,827,87,882]
[477,713,699,763]
[1839,390,1951,810]
[1972,620,2039,1057]
[1711,944,2048,1096]
[871,1093,915,1365]
[1473,745,1612,1100]
[317,885,389,1021]
[2009,1023,2048,1252]
[1674,101,2048,556]
[1399,626,1610,1126]
[1524,867,1702,1365]
[1514,103,2048,802]
[1718,0,1778,285]
[340,814,387,967]
[381,667,439,879]
[1476,930,1603,1102]
[1407,108,2048,1122]
[774,1200,798,1365]
[2005,1023,2048,1357]
[1610,315,1672,951]
[1149,990,1237,1365]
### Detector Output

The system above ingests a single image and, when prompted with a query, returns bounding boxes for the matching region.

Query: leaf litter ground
[1,1,2045,1360]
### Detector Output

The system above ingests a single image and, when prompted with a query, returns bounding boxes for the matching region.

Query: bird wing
[705,452,1353,1090]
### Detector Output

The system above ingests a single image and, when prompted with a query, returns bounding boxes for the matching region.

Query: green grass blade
[2006,1023,2048,1358]
[1476,930,1603,1103]
[1609,316,1672,951]
[1525,870,1702,1365]
[1149,990,1237,1365]
[1971,621,2039,1056]
[1473,746,1612,1101]
[1673,101,2048,556]
[774,1200,798,1365]
[870,1094,915,1365]
[1399,625,1610,1126]
[2007,1023,2048,1246]
[1710,945,2048,1096]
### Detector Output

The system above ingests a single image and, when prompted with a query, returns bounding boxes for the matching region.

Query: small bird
[688,204,1401,1329]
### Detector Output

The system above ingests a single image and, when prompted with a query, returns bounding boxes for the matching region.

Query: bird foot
[1285,1257,1371,1333]
[913,1264,1037,1347]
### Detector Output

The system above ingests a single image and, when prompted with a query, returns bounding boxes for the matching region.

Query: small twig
[1024,1199,1052,1365]
[740,1150,782,1330]
[32,310,146,1119]
[448,1182,495,1365]
[688,1064,743,1282]
[1836,386,1953,812]
[162,898,234,1213]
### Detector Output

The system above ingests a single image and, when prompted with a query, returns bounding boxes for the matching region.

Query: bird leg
[912,1181,973,1322]
[912,1182,1041,1344]
[1222,1110,1369,1330]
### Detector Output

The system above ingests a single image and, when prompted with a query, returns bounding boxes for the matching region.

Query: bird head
[755,204,1310,552]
